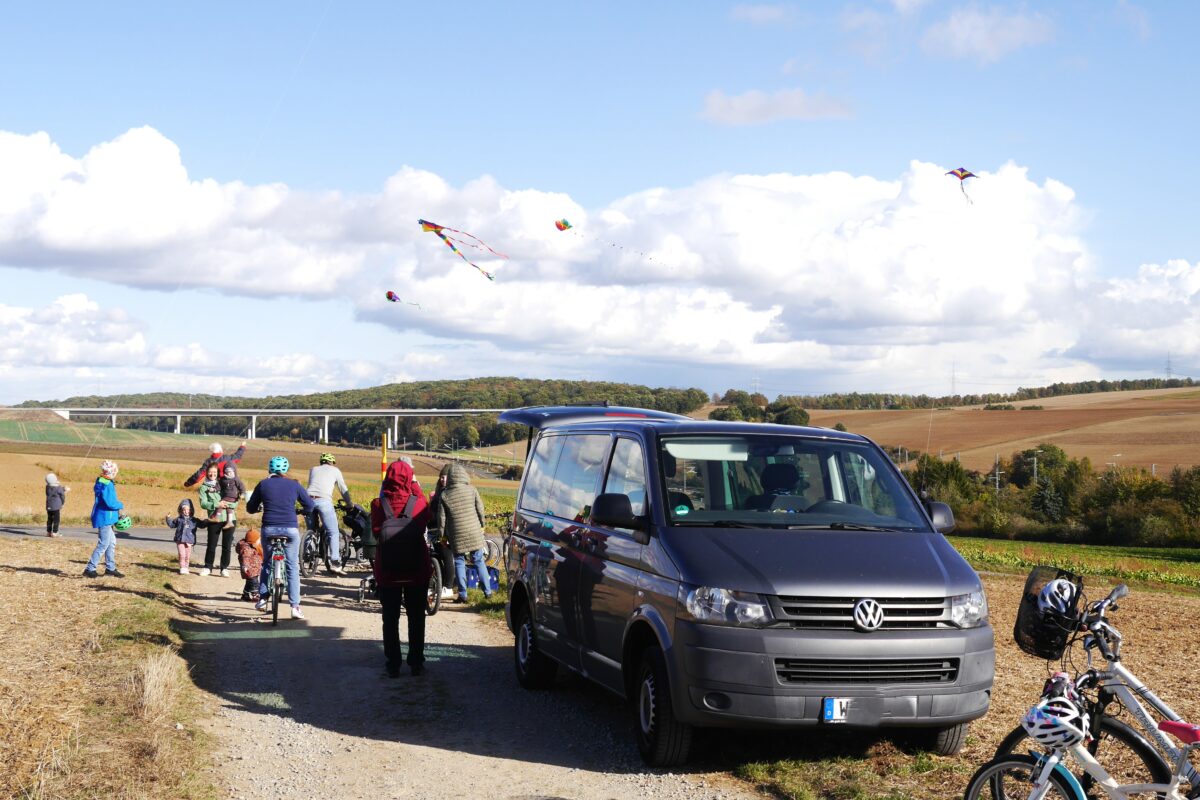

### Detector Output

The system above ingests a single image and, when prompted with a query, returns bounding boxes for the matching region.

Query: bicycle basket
[1013,565,1084,660]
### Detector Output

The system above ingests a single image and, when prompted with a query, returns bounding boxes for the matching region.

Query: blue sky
[0,1,1195,403]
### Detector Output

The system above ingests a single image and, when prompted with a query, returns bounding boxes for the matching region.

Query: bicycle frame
[1030,740,1195,799]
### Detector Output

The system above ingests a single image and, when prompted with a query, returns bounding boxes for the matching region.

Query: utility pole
[994,454,1004,493]
[1032,448,1043,485]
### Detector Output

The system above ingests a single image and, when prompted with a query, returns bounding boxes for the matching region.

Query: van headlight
[950,590,988,628]
[680,585,772,628]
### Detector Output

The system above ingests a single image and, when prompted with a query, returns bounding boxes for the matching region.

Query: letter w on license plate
[822,697,850,723]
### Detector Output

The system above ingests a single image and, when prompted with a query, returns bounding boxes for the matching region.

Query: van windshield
[658,434,929,531]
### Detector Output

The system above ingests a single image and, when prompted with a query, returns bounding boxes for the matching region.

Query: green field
[948,535,1200,590]
[0,419,213,446]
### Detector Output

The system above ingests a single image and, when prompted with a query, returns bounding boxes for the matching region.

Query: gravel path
[177,566,762,800]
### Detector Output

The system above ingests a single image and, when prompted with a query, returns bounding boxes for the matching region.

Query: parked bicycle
[261,534,289,627]
[300,503,352,577]
[964,567,1200,799]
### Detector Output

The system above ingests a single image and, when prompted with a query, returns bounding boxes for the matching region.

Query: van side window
[520,435,565,513]
[603,438,647,516]
[547,434,611,520]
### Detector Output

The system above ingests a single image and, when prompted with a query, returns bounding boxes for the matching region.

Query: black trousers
[46,510,60,534]
[203,521,235,571]
[379,585,426,667]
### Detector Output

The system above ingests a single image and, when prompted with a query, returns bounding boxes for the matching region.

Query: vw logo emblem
[853,598,884,632]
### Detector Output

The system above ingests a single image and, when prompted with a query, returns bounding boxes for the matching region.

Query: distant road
[0,525,178,555]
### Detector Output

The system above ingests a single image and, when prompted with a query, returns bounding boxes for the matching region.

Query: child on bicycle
[236,528,263,602]
[165,499,201,574]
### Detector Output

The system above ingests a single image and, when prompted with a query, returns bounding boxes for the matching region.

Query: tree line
[906,444,1200,547]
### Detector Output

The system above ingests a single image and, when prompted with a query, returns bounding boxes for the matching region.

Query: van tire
[514,605,556,689]
[927,721,969,756]
[633,646,693,767]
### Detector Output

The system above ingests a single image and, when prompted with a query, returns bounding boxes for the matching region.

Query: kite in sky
[418,219,506,280]
[385,290,421,309]
[553,218,654,261]
[946,168,977,204]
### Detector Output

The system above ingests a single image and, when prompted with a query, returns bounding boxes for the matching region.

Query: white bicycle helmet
[99,460,119,478]
[1021,693,1090,748]
[1038,577,1078,617]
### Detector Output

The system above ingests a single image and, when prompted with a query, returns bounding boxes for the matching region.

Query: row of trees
[908,444,1200,547]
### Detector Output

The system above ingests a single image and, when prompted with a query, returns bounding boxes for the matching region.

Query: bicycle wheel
[963,755,1076,800]
[300,532,319,577]
[339,534,351,566]
[271,559,281,627]
[426,566,442,616]
[483,537,502,568]
[995,715,1171,798]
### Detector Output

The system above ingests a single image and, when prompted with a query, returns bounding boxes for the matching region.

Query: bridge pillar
[322,415,330,443]
[175,415,182,435]
[393,415,400,444]
[250,415,257,439]
[111,415,116,429]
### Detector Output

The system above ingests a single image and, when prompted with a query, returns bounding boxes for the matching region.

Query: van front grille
[771,595,948,630]
[774,657,960,685]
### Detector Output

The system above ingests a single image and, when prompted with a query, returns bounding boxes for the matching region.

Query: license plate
[822,697,850,723]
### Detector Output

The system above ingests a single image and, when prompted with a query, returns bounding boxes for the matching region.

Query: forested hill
[16,379,711,448]
[19,378,710,415]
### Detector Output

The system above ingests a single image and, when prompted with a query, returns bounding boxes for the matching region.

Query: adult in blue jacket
[247,455,314,620]
[85,460,124,578]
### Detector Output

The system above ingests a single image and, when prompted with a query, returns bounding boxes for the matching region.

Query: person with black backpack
[369,459,433,677]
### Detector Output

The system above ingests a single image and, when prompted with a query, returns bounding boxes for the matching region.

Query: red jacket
[370,460,432,587]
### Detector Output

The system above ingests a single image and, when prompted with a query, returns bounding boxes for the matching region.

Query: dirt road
[175,567,760,800]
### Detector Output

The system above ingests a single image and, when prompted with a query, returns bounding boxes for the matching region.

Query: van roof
[498,405,865,442]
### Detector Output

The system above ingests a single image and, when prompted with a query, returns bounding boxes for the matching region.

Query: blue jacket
[247,475,314,528]
[91,477,123,528]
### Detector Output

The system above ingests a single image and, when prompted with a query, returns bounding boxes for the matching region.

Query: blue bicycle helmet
[268,456,290,475]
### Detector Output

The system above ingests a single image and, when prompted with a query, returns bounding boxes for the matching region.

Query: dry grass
[0,537,214,800]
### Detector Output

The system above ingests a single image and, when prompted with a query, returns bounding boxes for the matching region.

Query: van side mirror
[927,501,955,533]
[592,493,649,542]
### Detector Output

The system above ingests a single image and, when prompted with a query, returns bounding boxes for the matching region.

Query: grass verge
[0,536,215,800]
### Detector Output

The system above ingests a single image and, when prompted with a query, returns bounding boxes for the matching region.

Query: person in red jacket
[370,460,433,677]
[183,441,247,488]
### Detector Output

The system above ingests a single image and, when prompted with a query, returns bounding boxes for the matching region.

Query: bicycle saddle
[1159,720,1200,744]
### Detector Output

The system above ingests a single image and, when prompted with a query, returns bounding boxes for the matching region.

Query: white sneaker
[290,606,305,620]
[254,599,267,611]
[198,568,211,576]
[329,564,346,576]
[179,567,188,575]
[220,569,231,578]
[440,587,455,600]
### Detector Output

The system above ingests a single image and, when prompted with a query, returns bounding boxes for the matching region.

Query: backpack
[375,494,429,586]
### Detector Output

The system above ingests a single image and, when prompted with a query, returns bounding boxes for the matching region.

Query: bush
[501,464,523,480]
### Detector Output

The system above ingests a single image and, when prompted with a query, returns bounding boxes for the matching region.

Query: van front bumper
[669,621,994,728]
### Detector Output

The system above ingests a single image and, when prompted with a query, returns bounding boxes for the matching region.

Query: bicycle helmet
[113,515,133,532]
[1038,577,1078,617]
[319,453,336,465]
[268,456,290,475]
[1021,693,1089,748]
[99,460,118,478]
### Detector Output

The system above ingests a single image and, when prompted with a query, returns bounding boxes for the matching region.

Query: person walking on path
[45,472,69,537]
[431,462,494,603]
[370,459,432,677]
[84,460,124,578]
[306,453,352,575]
[183,441,247,488]
[247,456,314,620]
[165,499,201,574]
[197,465,235,576]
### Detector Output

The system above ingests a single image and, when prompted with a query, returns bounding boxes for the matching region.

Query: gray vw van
[501,405,993,766]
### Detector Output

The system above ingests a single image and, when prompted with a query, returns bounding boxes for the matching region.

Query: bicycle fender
[1032,752,1088,800]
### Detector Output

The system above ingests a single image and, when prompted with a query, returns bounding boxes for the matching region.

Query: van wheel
[926,722,969,756]
[514,605,556,689]
[633,646,693,767]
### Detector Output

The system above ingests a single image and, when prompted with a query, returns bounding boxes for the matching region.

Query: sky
[1,0,1197,404]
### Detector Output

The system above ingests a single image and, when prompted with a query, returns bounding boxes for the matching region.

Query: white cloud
[921,7,1054,64]
[1,127,1199,400]
[890,0,929,14]
[730,4,790,24]
[701,88,853,125]
[1115,0,1151,41]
